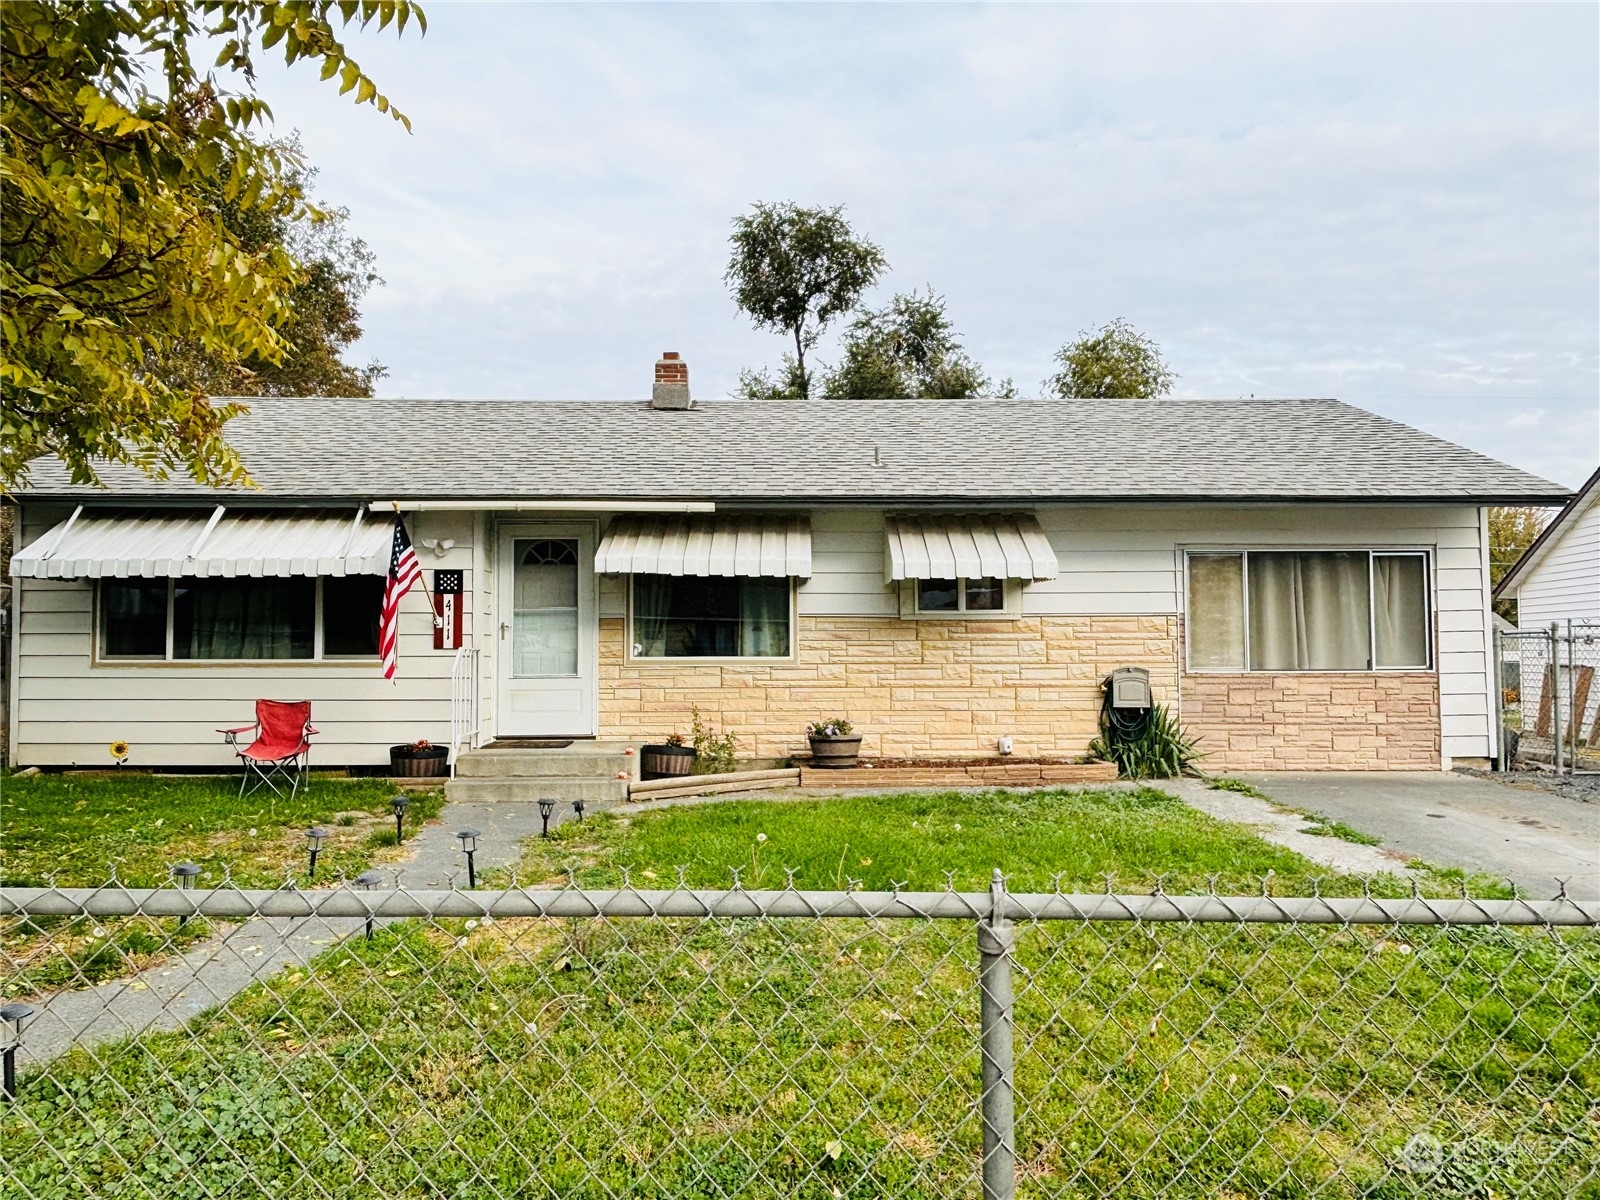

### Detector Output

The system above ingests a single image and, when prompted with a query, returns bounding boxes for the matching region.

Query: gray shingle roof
[17,397,1571,504]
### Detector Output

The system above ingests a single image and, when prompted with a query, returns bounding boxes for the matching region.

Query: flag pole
[393,502,443,628]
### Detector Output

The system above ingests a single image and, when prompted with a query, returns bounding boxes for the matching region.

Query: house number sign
[433,570,463,650]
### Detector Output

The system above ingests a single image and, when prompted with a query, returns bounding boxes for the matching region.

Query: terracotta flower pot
[808,734,863,768]
[641,743,696,780]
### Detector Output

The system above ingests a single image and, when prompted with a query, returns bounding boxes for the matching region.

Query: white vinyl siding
[11,508,476,768]
[1514,503,1600,627]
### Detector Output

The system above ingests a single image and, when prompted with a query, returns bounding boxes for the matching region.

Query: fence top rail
[4,886,1598,927]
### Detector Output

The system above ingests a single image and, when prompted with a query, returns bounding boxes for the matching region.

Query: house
[1492,465,1600,631]
[6,354,1571,781]
[1491,465,1600,761]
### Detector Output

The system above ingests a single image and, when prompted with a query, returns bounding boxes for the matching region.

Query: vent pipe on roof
[651,351,692,410]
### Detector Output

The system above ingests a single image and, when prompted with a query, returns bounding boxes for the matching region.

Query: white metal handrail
[449,645,481,775]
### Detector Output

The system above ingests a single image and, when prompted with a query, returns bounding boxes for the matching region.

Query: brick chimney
[651,351,692,410]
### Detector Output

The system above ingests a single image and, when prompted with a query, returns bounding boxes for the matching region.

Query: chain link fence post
[977,867,1016,1200]
[1551,621,1564,774]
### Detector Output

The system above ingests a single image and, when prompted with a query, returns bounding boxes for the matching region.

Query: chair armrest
[304,724,320,736]
[218,725,256,735]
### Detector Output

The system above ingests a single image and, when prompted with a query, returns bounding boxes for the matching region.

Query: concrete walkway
[1233,772,1600,900]
[1161,778,1418,879]
[17,802,591,1065]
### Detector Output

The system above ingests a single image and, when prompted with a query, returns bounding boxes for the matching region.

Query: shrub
[691,707,739,774]
[1088,703,1202,780]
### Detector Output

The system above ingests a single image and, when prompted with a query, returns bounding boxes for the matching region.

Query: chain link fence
[1497,621,1600,774]
[3,877,1598,1199]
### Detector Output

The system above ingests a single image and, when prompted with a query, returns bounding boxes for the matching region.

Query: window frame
[624,573,799,664]
[94,576,386,666]
[897,577,1021,620]
[1182,548,1434,674]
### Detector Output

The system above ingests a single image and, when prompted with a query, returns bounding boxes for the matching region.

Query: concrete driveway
[1236,772,1600,899]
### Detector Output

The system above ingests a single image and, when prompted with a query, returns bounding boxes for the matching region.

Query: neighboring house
[6,355,1571,774]
[1492,465,1600,630]
[1492,465,1600,757]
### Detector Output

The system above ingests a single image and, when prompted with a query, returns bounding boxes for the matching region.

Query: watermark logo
[1400,1133,1446,1175]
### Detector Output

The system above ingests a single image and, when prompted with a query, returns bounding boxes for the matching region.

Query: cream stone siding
[1182,672,1441,770]
[597,614,1179,760]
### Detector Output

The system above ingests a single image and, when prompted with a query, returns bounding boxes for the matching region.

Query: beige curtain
[1373,554,1429,667]
[1187,554,1245,669]
[740,577,791,657]
[1248,552,1370,671]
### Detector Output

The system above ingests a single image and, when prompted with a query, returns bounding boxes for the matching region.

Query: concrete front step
[444,774,629,806]
[453,744,639,780]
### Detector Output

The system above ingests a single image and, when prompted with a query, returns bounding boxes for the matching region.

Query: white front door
[496,524,598,737]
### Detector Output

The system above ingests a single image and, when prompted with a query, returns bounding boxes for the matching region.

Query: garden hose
[1099,675,1153,746]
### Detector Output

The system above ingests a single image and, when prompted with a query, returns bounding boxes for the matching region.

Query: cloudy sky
[255,2,1598,488]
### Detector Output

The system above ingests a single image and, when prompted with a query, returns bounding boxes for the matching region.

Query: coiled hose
[1099,675,1153,746]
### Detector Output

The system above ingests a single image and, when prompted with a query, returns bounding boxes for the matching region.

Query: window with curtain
[1185,550,1430,673]
[174,579,316,659]
[630,575,791,658]
[98,577,386,661]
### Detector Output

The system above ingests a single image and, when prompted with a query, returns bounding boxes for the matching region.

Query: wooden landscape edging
[798,761,1119,788]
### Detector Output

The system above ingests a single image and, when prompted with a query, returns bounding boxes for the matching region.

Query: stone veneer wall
[598,615,1180,760]
[1181,672,1440,770]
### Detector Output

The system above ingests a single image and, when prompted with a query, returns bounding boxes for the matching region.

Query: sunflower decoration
[108,740,130,767]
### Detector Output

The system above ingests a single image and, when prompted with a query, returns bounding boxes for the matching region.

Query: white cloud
[251,2,1597,486]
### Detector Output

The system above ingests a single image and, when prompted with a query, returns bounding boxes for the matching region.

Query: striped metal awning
[884,513,1058,582]
[595,514,811,578]
[10,508,391,579]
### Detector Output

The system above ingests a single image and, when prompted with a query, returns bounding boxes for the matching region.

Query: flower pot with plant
[806,718,862,768]
[640,732,695,780]
[390,738,449,778]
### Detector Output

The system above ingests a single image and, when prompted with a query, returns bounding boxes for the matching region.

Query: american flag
[380,515,423,679]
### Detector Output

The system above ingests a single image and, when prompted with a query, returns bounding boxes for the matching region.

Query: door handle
[500,621,509,640]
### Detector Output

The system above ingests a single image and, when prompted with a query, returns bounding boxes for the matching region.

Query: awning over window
[884,513,1058,582]
[596,514,811,578]
[10,508,392,579]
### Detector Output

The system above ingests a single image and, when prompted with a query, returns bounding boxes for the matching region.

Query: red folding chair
[219,700,318,799]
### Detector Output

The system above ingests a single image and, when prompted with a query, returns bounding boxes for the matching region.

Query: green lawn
[3,788,1595,1199]
[1,772,444,996]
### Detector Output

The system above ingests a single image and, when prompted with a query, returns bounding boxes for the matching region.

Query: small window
[904,577,1013,617]
[323,575,385,658]
[100,580,168,658]
[631,574,791,658]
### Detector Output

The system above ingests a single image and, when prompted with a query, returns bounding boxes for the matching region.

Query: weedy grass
[3,787,1595,1199]
[1,772,444,996]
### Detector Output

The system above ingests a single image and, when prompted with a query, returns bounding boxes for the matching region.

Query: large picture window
[98,576,385,662]
[1186,550,1431,672]
[630,575,791,659]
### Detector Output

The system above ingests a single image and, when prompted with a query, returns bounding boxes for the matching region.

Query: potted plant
[640,732,695,780]
[806,718,863,768]
[391,738,449,778]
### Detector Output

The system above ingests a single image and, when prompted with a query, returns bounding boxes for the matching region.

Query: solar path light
[304,828,330,881]
[457,828,481,889]
[354,870,383,941]
[572,798,585,823]
[538,798,556,838]
[1,1002,32,1102]
[391,793,410,844]
[171,862,201,928]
